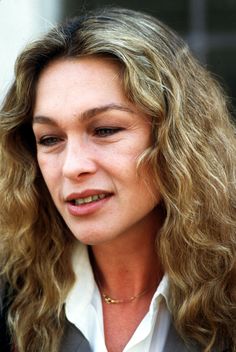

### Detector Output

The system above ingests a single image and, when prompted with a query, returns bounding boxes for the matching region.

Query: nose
[62,139,98,180]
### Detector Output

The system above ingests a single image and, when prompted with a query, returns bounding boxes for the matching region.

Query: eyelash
[38,136,62,146]
[94,127,123,137]
[37,127,123,146]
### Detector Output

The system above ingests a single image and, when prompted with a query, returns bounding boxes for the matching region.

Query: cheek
[37,155,59,189]
[138,163,161,205]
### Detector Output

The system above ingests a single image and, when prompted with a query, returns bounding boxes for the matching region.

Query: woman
[0,7,235,352]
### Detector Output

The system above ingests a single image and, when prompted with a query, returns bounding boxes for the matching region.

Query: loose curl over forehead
[0,7,235,352]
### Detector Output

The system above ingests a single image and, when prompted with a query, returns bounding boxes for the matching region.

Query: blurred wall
[1,0,235,113]
[62,0,236,113]
[0,0,62,105]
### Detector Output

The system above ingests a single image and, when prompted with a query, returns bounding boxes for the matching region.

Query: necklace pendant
[103,294,118,304]
[104,296,113,304]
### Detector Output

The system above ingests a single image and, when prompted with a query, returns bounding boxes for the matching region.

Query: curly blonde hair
[0,7,235,352]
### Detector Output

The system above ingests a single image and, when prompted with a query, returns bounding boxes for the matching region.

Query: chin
[72,232,105,246]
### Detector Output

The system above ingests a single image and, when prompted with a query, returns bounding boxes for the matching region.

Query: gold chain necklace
[100,284,156,304]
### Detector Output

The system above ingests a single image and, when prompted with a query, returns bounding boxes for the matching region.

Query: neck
[89,229,163,300]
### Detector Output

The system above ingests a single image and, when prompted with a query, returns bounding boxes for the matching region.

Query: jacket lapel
[163,322,199,352]
[59,319,92,352]
[163,322,230,352]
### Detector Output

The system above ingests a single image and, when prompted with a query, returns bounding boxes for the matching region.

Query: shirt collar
[65,243,95,321]
[149,274,170,318]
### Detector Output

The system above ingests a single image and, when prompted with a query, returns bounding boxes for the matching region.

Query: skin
[33,57,164,351]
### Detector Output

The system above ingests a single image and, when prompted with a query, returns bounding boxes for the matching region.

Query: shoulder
[0,276,9,315]
[0,276,6,305]
[0,277,12,352]
[163,321,233,352]
[0,277,12,313]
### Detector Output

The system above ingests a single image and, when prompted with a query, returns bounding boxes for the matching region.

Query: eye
[38,136,62,146]
[94,127,123,137]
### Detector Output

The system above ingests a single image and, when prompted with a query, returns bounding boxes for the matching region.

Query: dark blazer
[60,318,231,352]
[0,281,231,352]
[59,318,189,352]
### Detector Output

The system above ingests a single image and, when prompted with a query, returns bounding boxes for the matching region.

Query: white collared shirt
[65,244,171,352]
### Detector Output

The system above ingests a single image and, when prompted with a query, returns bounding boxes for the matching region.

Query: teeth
[84,196,92,203]
[74,194,107,205]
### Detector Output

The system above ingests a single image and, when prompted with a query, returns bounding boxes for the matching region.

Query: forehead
[33,56,128,117]
[35,56,123,97]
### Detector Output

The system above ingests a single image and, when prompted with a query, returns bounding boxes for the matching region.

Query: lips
[66,190,111,203]
[65,190,112,215]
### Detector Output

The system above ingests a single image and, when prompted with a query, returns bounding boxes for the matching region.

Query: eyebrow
[32,103,134,125]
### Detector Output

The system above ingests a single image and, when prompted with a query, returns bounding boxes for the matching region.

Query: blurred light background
[0,0,235,113]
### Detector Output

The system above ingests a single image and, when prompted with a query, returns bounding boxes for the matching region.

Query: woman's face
[33,57,161,245]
